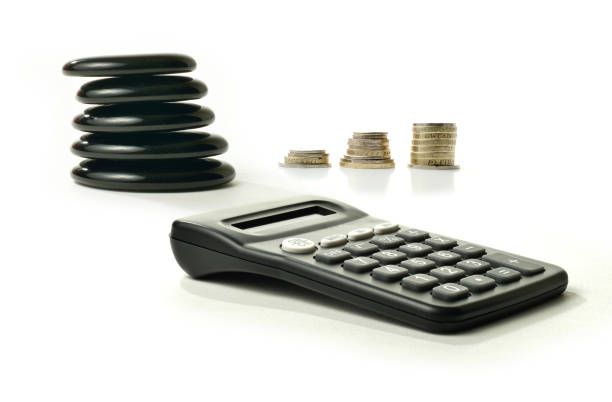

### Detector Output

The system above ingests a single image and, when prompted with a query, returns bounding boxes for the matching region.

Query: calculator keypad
[285,223,548,305]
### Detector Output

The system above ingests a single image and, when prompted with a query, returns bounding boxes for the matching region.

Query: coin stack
[279,150,331,168]
[340,132,395,169]
[410,123,459,169]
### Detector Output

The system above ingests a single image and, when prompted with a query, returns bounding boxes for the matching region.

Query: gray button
[456,259,491,275]
[429,266,465,283]
[370,235,405,249]
[401,274,439,291]
[320,234,348,248]
[281,237,316,254]
[432,283,470,301]
[460,275,496,293]
[343,257,379,273]
[398,243,433,257]
[427,250,462,266]
[482,253,545,276]
[424,236,458,250]
[347,227,374,241]
[371,250,407,264]
[343,241,379,256]
[396,229,429,242]
[314,249,352,264]
[453,243,486,258]
[400,257,436,274]
[372,265,409,282]
[486,267,521,284]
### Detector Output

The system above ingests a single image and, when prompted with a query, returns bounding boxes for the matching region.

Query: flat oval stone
[63,54,196,76]
[71,132,228,159]
[77,76,207,104]
[73,102,214,133]
[71,158,235,191]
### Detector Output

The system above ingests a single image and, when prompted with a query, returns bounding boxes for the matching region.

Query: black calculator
[170,196,568,332]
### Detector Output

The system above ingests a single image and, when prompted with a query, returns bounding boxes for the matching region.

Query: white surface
[2,1,612,401]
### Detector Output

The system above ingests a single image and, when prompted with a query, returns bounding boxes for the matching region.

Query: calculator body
[170,196,568,333]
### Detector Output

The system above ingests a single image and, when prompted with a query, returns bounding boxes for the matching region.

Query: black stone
[73,102,214,133]
[76,76,208,104]
[71,158,235,191]
[71,132,228,160]
[63,54,196,77]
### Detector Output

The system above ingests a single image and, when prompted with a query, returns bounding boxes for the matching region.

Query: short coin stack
[340,132,395,169]
[279,150,331,168]
[410,123,459,169]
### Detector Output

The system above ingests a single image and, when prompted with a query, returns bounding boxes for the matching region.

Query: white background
[2,1,611,401]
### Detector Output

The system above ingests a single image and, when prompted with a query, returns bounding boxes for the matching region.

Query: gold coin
[289,149,326,154]
[352,132,388,139]
[413,123,456,133]
[348,138,389,147]
[279,163,331,168]
[412,132,456,140]
[340,160,395,169]
[285,156,328,164]
[343,155,389,161]
[346,148,391,157]
[411,152,455,158]
[410,158,455,166]
[409,164,460,170]
[411,145,455,152]
[411,138,457,146]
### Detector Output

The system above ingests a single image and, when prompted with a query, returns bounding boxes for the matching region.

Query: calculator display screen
[231,205,336,233]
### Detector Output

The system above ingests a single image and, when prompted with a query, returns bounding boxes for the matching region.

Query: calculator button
[424,236,458,250]
[401,274,439,291]
[281,238,316,254]
[343,242,379,256]
[486,267,521,284]
[372,265,409,282]
[432,283,470,301]
[482,253,545,276]
[396,229,429,242]
[371,250,407,265]
[320,234,348,248]
[456,259,491,275]
[370,235,405,249]
[373,222,399,234]
[460,275,496,293]
[452,244,486,258]
[400,258,436,274]
[398,243,433,257]
[429,266,466,283]
[347,227,374,241]
[343,257,379,273]
[314,249,352,264]
[427,250,462,266]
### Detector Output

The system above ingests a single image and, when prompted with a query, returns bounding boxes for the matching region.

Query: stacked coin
[340,132,395,169]
[279,150,331,168]
[410,123,459,169]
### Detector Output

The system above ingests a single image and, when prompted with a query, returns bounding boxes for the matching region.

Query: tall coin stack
[410,123,459,169]
[340,132,395,169]
[279,150,331,168]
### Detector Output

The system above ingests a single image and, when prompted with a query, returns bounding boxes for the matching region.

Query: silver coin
[408,164,460,170]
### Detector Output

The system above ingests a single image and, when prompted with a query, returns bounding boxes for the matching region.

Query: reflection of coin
[346,148,391,157]
[411,145,455,152]
[411,139,457,146]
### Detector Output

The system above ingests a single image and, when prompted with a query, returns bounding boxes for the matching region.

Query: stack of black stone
[63,54,235,191]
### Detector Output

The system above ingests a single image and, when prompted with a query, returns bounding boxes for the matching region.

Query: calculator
[170,195,568,332]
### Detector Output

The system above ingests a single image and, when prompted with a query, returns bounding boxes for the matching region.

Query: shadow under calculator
[180,273,583,344]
